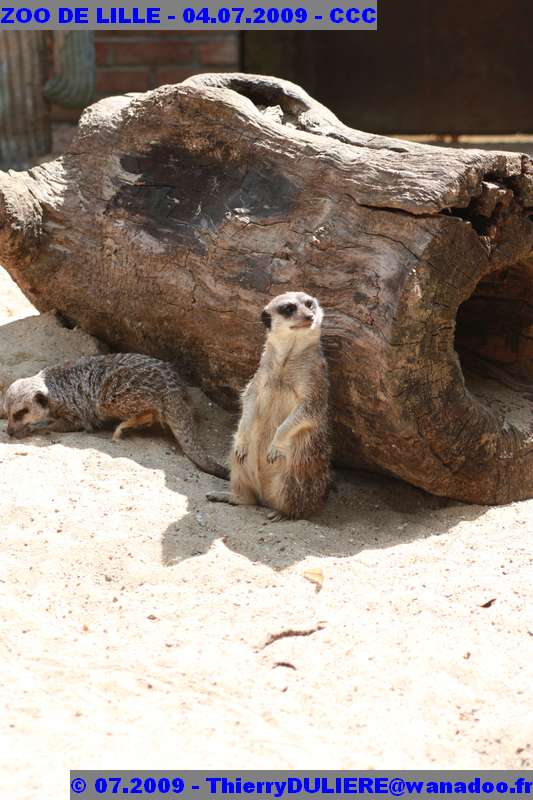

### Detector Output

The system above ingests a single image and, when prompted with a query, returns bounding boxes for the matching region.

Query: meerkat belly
[248,384,299,499]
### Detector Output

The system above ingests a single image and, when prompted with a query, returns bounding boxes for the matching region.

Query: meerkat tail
[164,406,229,480]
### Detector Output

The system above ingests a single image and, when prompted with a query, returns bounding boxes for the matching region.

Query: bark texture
[1,73,533,503]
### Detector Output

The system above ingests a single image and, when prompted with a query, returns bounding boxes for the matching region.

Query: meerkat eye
[34,391,48,408]
[279,303,297,317]
[305,300,314,309]
[13,408,28,422]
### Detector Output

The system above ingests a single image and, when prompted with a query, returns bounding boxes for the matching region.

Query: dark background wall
[53,5,533,136]
[244,2,533,134]
[52,31,240,120]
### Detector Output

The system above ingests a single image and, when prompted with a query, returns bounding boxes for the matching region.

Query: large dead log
[1,73,533,504]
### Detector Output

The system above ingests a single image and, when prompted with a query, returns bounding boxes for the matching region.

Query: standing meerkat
[207,291,331,520]
[3,353,228,480]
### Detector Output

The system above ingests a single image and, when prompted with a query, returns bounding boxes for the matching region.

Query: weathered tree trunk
[0,31,51,168]
[1,74,533,504]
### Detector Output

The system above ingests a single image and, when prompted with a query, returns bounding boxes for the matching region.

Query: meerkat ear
[34,391,49,408]
[261,309,272,329]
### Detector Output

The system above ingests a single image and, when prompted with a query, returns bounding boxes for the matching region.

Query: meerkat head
[261,291,324,338]
[4,376,50,438]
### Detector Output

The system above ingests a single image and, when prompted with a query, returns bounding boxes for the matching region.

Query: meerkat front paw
[266,443,285,463]
[233,443,248,463]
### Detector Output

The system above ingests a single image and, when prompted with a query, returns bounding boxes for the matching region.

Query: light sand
[1,266,532,799]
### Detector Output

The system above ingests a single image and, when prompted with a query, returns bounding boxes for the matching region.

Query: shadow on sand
[1,404,491,571]
[161,467,491,570]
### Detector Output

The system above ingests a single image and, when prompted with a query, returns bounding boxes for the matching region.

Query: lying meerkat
[3,353,228,480]
[207,291,331,520]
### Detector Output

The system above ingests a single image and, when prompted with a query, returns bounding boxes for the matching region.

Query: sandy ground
[1,266,532,797]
